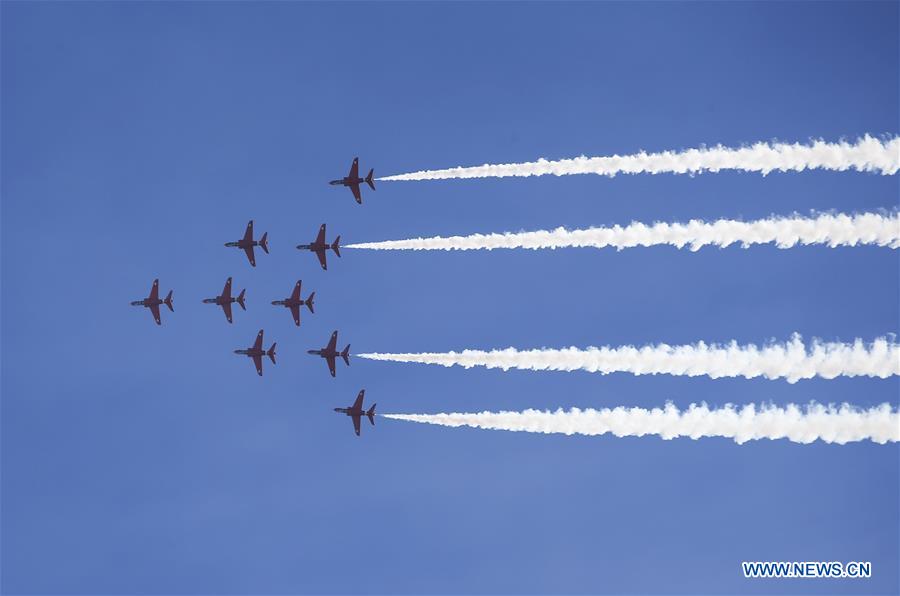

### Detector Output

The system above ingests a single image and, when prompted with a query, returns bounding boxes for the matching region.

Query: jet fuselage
[225,239,264,249]
[131,299,161,307]
[296,242,326,251]
[235,348,265,357]
[329,177,363,187]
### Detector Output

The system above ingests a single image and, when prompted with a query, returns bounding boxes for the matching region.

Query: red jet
[225,220,269,267]
[329,157,374,204]
[271,280,315,326]
[131,279,174,325]
[234,329,276,376]
[296,224,340,270]
[334,390,376,437]
[203,277,246,323]
[307,330,350,377]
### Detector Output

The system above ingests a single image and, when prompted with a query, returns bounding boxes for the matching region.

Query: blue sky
[2,2,897,594]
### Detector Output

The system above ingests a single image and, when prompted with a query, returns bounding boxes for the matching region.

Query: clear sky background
[2,2,898,594]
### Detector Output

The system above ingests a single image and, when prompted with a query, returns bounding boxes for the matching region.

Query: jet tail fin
[341,345,351,366]
[164,290,174,311]
[306,292,315,314]
[260,232,269,254]
[365,169,375,191]
[267,343,277,365]
[366,403,376,426]
[237,289,247,310]
[331,236,341,258]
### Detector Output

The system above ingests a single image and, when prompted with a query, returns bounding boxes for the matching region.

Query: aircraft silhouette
[271,280,315,326]
[235,329,276,376]
[130,279,173,325]
[334,389,376,436]
[225,220,269,267]
[330,157,374,204]
[308,330,350,377]
[296,224,340,270]
[203,277,246,323]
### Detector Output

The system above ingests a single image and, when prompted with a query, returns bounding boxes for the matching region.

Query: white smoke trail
[346,211,900,252]
[378,135,900,181]
[383,402,900,445]
[359,335,900,383]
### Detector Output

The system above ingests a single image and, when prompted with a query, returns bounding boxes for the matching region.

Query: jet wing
[326,355,337,377]
[349,183,362,204]
[252,330,264,351]
[290,304,301,326]
[315,247,328,270]
[149,302,161,325]
[148,279,159,302]
[352,414,361,436]
[252,354,263,376]
[244,245,256,267]
[290,280,302,301]
[243,220,254,243]
[326,331,338,352]
[222,301,233,324]
[315,224,326,246]
[348,157,359,180]
[221,277,232,300]
[353,390,366,411]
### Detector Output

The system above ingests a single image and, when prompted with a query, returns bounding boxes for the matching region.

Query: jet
[130,278,173,325]
[234,329,276,376]
[271,280,315,327]
[307,330,350,377]
[296,224,340,270]
[329,157,374,204]
[334,390,376,437]
[203,277,246,323]
[225,220,269,267]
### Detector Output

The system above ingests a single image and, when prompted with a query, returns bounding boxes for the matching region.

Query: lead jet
[334,389,376,437]
[271,280,315,327]
[307,330,350,377]
[130,278,174,325]
[234,329,276,376]
[296,224,340,270]
[225,220,269,267]
[329,157,374,204]
[203,277,246,323]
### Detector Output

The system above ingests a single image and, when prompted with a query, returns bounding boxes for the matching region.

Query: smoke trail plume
[378,135,900,181]
[359,335,900,383]
[383,402,900,445]
[347,211,900,252]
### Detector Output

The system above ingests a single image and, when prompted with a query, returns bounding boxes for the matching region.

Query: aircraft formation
[130,158,377,437]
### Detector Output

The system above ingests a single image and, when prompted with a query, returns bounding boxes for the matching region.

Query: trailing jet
[307,330,350,377]
[329,157,374,204]
[130,278,173,325]
[203,277,246,323]
[271,280,315,327]
[334,390,376,437]
[225,220,269,267]
[234,329,276,376]
[296,224,340,270]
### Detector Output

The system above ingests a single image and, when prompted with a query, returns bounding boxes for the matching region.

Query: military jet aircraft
[234,329,276,376]
[329,157,374,204]
[271,280,315,327]
[334,389,376,437]
[225,220,269,267]
[130,279,173,325]
[203,277,246,323]
[296,224,340,270]
[307,330,350,377]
